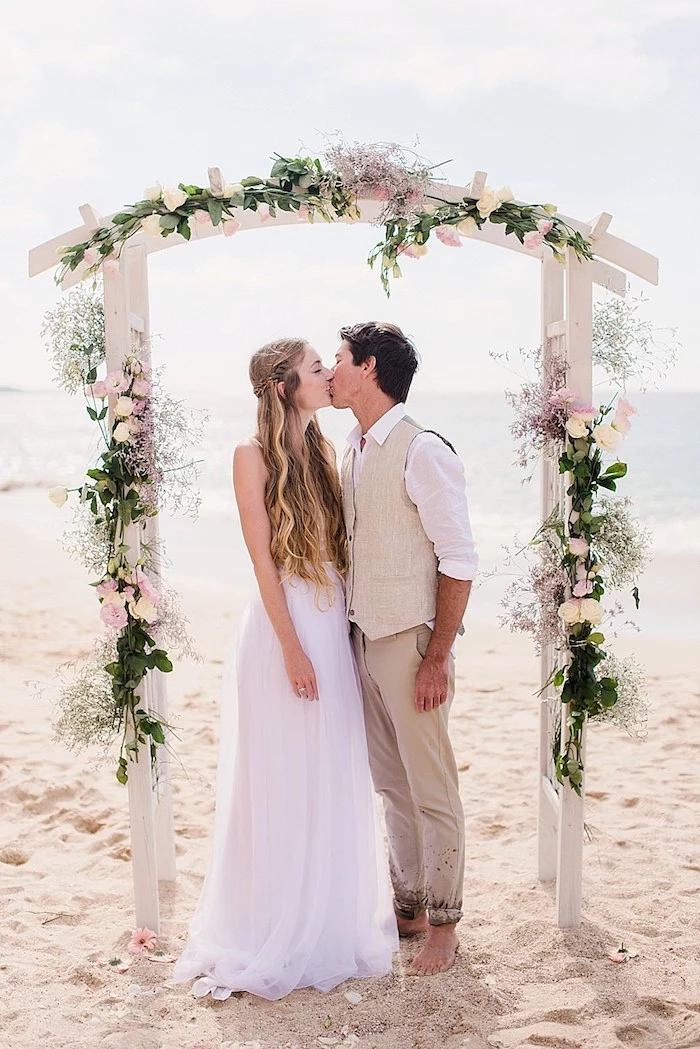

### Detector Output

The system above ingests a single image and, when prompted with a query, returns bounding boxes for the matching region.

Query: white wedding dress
[172,566,397,1001]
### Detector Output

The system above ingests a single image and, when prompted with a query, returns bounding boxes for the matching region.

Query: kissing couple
[173,321,478,1001]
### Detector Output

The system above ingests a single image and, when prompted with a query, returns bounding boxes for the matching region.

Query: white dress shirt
[346,403,479,581]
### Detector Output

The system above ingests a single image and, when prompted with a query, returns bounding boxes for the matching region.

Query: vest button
[349,609,354,616]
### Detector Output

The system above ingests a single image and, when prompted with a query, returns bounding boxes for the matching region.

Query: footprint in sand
[0,846,29,865]
[615,1020,669,1047]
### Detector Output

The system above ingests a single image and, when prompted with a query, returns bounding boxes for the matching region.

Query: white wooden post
[555,247,594,928]
[125,245,177,884]
[538,251,565,883]
[103,249,161,932]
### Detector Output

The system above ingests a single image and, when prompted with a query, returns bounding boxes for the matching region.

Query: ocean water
[1,388,697,636]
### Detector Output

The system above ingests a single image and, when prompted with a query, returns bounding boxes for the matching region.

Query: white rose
[565,415,588,439]
[224,182,244,198]
[144,182,162,201]
[457,216,478,237]
[496,185,514,202]
[592,424,620,453]
[476,188,501,218]
[558,600,582,625]
[115,396,134,417]
[141,214,162,237]
[580,599,604,625]
[113,421,132,443]
[48,485,68,507]
[162,187,188,211]
[131,597,158,623]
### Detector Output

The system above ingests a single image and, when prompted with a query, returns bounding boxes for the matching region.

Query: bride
[173,337,397,1001]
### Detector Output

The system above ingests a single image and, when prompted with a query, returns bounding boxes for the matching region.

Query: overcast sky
[2,0,699,395]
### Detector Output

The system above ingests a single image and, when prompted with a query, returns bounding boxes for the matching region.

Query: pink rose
[257,204,271,223]
[100,602,128,630]
[96,577,118,597]
[537,219,554,236]
[194,209,212,226]
[568,537,589,558]
[131,398,145,414]
[524,230,545,250]
[88,380,107,399]
[435,225,462,247]
[83,246,100,266]
[222,219,241,237]
[573,406,596,421]
[131,377,151,398]
[573,579,594,597]
[398,243,421,258]
[297,205,310,222]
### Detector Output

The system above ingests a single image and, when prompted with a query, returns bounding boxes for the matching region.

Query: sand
[1,494,699,1049]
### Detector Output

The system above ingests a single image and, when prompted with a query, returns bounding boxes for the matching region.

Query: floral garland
[55,146,594,297]
[45,284,202,783]
[500,359,650,793]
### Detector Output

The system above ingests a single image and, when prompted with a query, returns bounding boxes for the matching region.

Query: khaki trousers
[351,623,465,925]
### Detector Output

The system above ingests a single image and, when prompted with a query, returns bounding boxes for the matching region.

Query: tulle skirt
[172,569,397,1000]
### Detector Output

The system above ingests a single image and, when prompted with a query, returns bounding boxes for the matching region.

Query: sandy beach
[1,494,699,1049]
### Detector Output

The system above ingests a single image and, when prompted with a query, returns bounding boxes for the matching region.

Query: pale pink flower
[135,567,160,605]
[96,578,118,597]
[100,602,128,630]
[131,398,145,414]
[257,204,271,223]
[104,371,130,395]
[524,230,545,250]
[131,597,158,623]
[122,585,135,600]
[568,537,589,558]
[222,219,241,237]
[537,219,554,236]
[612,411,631,435]
[128,927,157,955]
[575,562,588,581]
[131,377,151,398]
[435,225,462,247]
[88,380,107,399]
[398,243,421,258]
[83,246,100,267]
[616,397,638,418]
[573,407,596,421]
[573,579,594,597]
[565,414,589,439]
[194,209,212,226]
[297,205,310,222]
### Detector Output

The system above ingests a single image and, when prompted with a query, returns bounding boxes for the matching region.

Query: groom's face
[330,341,362,410]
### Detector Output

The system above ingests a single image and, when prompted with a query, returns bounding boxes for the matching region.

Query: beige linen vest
[341,416,438,641]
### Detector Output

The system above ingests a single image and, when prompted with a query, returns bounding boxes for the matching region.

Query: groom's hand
[415,654,449,713]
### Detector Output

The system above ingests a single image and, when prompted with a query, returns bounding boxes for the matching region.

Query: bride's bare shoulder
[233,438,266,478]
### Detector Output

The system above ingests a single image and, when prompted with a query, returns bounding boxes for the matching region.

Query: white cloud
[11,123,102,183]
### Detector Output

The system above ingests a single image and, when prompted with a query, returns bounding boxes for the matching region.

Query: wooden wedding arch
[29,168,659,933]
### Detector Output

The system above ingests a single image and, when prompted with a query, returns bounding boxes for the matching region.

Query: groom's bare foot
[409,922,459,975]
[396,912,429,938]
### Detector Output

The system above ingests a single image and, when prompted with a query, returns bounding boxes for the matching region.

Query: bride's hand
[283,646,319,701]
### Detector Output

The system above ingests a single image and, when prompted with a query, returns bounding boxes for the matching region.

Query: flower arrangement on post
[53,145,594,298]
[551,392,639,792]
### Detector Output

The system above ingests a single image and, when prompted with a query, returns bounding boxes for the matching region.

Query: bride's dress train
[172,569,397,1001]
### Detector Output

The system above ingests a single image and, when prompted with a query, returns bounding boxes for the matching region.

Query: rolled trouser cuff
[393,895,427,921]
[428,906,462,926]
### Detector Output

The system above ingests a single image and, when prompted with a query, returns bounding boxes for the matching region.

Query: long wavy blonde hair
[249,338,347,591]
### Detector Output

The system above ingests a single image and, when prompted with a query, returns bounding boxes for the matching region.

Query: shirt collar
[346,402,407,451]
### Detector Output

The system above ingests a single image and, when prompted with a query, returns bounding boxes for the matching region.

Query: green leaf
[588,632,605,645]
[112,212,132,225]
[159,213,179,230]
[241,176,264,187]
[207,198,223,226]
[553,668,565,688]
[86,405,98,421]
[152,650,173,673]
[116,765,128,784]
[603,461,627,479]
[150,722,165,745]
[177,218,191,241]
[597,477,617,491]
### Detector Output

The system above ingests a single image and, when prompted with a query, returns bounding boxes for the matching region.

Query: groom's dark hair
[338,321,419,403]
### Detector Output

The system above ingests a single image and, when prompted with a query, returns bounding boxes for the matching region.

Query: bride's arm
[233,440,319,700]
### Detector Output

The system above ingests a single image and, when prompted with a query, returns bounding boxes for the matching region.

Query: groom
[331,321,478,976]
